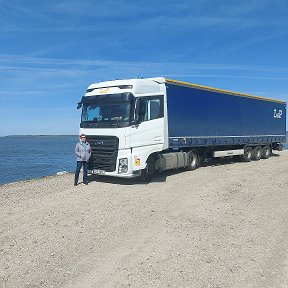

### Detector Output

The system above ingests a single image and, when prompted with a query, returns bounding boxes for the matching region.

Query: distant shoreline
[2,135,78,137]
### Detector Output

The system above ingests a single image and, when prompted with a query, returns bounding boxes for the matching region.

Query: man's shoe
[74,183,77,186]
[84,182,88,185]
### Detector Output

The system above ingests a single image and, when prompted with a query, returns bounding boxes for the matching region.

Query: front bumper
[88,149,141,178]
[89,169,141,178]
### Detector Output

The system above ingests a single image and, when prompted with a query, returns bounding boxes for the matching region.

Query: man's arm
[75,143,81,158]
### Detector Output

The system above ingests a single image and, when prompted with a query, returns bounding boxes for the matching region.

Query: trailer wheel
[186,151,199,171]
[241,146,252,162]
[252,146,262,161]
[261,145,271,159]
[140,157,155,182]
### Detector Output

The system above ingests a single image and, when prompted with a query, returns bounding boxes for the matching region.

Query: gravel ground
[1,150,288,288]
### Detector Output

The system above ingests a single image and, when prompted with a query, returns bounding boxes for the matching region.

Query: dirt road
[1,151,288,288]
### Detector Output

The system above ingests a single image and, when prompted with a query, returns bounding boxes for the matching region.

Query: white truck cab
[78,77,168,179]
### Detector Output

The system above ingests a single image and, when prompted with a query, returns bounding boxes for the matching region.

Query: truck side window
[137,96,163,122]
[139,101,148,122]
[150,100,160,120]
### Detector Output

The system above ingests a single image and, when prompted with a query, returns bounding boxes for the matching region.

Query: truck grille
[86,135,119,172]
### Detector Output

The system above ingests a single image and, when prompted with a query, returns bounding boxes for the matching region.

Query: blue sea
[0,134,287,185]
[0,136,78,185]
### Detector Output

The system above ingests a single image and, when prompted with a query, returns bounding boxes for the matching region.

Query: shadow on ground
[87,152,281,185]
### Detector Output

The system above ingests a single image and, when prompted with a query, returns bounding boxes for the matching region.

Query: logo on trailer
[273,109,282,119]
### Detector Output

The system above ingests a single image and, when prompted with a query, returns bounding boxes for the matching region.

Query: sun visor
[82,93,134,104]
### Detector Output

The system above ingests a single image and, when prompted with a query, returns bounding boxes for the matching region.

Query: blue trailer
[166,79,286,150]
[78,77,286,181]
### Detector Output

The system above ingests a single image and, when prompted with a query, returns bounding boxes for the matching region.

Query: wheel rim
[263,147,270,158]
[247,151,252,158]
[191,155,196,167]
[245,149,252,159]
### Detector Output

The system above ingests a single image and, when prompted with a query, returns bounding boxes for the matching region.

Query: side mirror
[77,97,84,109]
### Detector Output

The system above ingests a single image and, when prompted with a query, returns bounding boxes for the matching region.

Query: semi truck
[77,77,286,181]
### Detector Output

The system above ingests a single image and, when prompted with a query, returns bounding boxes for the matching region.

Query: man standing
[74,134,91,186]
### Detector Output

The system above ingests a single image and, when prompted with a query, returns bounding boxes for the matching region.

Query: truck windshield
[80,93,134,128]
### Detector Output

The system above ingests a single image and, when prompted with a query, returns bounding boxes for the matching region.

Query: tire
[186,151,199,171]
[140,157,155,182]
[252,146,262,161]
[261,145,271,159]
[241,146,252,162]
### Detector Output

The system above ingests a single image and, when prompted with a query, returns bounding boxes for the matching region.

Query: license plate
[94,169,105,175]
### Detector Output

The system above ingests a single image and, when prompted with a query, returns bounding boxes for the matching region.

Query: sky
[0,0,288,136]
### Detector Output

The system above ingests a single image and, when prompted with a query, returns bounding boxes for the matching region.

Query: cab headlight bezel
[118,158,128,173]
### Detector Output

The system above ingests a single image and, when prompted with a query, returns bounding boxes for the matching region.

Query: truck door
[129,96,165,149]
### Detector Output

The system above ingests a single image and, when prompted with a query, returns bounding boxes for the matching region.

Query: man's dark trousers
[74,161,88,185]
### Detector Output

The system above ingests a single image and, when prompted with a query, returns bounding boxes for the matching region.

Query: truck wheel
[252,146,262,161]
[140,157,155,182]
[186,151,199,171]
[241,146,252,162]
[261,146,271,159]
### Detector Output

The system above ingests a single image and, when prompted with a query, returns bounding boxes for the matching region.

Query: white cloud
[1,0,286,32]
[1,54,288,74]
[0,54,287,106]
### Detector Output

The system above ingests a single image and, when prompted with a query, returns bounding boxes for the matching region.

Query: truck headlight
[118,158,128,173]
